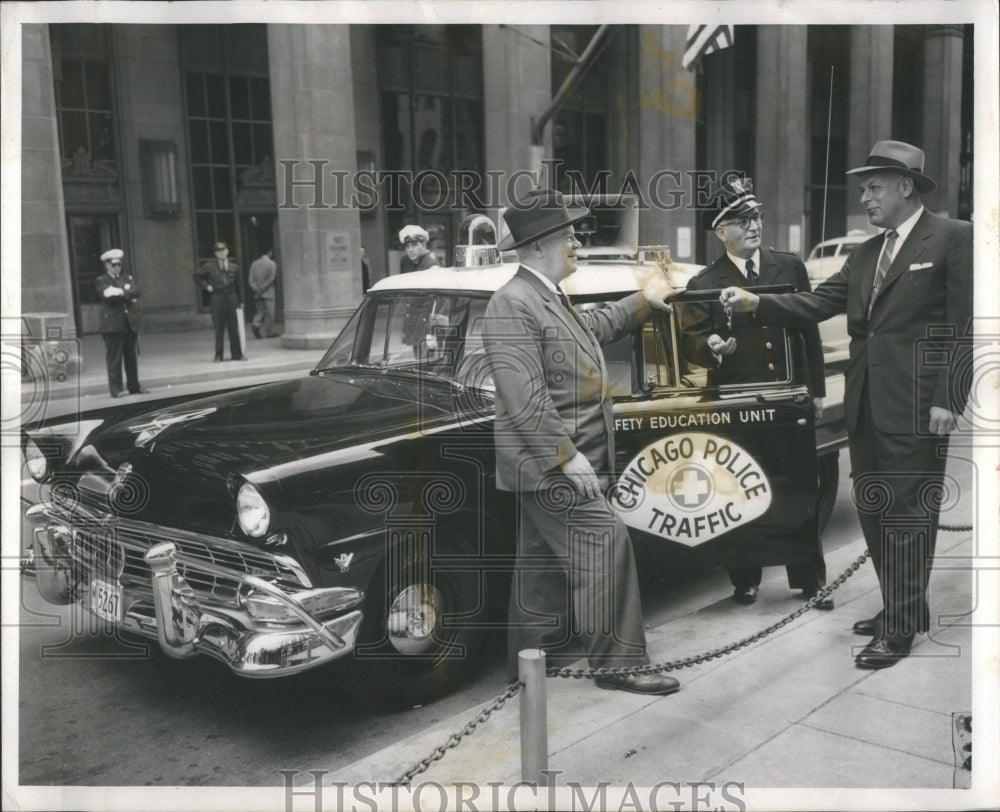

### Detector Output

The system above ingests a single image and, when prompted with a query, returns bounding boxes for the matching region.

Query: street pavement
[12,324,997,807]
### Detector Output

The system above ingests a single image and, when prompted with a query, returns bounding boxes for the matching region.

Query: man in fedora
[720,140,973,668]
[95,248,148,398]
[482,189,683,695]
[683,174,830,609]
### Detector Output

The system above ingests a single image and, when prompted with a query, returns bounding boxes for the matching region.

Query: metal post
[518,648,549,785]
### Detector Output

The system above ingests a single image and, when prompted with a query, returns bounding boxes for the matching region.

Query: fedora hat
[499,189,590,251]
[846,140,936,193]
[701,174,762,231]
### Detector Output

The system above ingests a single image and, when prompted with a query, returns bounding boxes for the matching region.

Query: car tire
[346,545,486,710]
[817,452,839,535]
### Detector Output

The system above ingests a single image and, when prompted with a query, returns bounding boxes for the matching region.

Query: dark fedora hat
[846,140,936,193]
[700,174,762,231]
[498,189,590,251]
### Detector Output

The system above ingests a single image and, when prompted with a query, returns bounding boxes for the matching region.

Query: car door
[600,294,820,571]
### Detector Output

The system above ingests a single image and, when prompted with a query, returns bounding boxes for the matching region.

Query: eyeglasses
[726,212,765,230]
[108,261,122,267]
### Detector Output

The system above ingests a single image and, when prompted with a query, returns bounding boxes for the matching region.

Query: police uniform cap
[101,248,124,262]
[399,225,429,245]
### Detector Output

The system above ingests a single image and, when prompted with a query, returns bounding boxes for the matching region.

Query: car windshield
[315,293,494,389]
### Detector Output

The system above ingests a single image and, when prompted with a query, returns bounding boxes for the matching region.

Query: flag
[682,24,734,71]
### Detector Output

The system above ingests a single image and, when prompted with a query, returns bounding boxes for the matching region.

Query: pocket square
[908,262,934,271]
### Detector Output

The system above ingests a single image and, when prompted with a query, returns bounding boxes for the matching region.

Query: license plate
[90,578,122,624]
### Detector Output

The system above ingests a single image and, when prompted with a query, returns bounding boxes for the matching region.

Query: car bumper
[25,501,364,677]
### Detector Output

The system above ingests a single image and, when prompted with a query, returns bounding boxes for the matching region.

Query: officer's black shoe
[252,326,261,339]
[594,673,680,696]
[853,614,882,636]
[855,636,912,669]
[802,587,835,611]
[733,585,758,604]
[214,355,223,362]
[109,391,122,398]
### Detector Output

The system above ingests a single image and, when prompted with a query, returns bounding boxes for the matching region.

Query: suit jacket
[194,259,244,306]
[95,272,141,334]
[248,255,277,301]
[682,248,825,395]
[483,267,651,492]
[757,210,973,435]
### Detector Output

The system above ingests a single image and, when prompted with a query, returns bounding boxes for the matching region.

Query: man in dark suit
[194,241,247,362]
[721,141,973,668]
[683,176,831,609]
[95,248,148,398]
[483,189,682,695]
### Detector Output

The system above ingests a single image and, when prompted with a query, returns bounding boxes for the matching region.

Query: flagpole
[820,66,834,249]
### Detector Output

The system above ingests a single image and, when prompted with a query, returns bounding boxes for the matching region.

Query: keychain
[724,302,733,331]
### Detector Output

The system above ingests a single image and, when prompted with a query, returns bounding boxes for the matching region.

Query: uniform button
[869,331,875,337]
[765,341,773,349]
[767,363,775,371]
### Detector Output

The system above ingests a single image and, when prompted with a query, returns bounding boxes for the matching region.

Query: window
[55,59,115,166]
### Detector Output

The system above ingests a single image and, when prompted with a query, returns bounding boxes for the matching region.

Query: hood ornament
[129,407,217,448]
[333,552,354,573]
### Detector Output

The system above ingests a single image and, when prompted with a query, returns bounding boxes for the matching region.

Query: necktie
[745,258,757,285]
[868,230,898,316]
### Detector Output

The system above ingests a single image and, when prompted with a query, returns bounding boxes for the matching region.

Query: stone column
[268,24,361,349]
[754,26,808,253]
[483,25,551,204]
[20,24,74,331]
[921,25,964,216]
[847,26,894,232]
[635,26,698,260]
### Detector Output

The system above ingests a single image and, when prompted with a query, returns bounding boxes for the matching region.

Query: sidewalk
[328,526,981,798]
[19,326,321,416]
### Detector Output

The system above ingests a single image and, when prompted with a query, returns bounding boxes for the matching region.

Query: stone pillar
[635,26,698,260]
[20,24,74,331]
[483,25,551,204]
[754,27,808,253]
[268,24,361,349]
[921,25,964,216]
[847,26,894,232]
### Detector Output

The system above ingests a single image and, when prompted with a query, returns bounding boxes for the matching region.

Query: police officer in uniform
[682,176,831,608]
[95,248,148,398]
[194,241,247,362]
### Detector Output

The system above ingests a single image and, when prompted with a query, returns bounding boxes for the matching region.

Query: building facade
[21,23,973,345]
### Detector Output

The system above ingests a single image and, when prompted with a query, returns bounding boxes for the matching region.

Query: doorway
[240,214,283,331]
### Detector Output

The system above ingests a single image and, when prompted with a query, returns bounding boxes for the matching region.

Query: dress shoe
[214,355,223,363]
[128,386,150,395]
[801,587,835,611]
[855,636,912,669]
[252,325,261,339]
[733,585,758,605]
[594,673,680,696]
[109,391,122,398]
[234,356,249,361]
[852,614,882,637]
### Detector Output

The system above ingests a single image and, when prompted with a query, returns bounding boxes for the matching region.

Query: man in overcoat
[683,176,831,609]
[721,141,973,668]
[483,189,682,695]
[95,248,147,398]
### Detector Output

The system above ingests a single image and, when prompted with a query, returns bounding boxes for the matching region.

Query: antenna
[820,66,834,249]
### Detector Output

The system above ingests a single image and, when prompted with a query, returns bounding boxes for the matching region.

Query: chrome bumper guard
[25,502,365,677]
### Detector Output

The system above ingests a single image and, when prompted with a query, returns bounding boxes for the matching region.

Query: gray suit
[483,267,652,672]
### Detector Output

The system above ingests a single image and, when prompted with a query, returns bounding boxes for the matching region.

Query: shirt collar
[521,263,561,294]
[887,206,924,245]
[726,249,761,278]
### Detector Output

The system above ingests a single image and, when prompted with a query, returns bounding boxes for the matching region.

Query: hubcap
[386,583,443,655]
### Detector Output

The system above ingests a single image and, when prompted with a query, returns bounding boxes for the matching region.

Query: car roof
[370,261,701,297]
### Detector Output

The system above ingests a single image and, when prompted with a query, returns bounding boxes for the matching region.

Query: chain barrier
[547,550,871,681]
[392,679,522,786]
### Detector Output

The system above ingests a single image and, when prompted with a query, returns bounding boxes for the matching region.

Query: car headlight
[237,481,271,537]
[23,437,48,482]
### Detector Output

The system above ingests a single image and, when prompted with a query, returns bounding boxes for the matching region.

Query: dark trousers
[849,380,947,642]
[506,482,648,677]
[729,553,827,592]
[210,292,243,359]
[102,331,140,395]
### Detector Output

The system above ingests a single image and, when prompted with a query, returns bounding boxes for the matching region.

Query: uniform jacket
[194,259,244,306]
[483,266,650,491]
[682,247,825,395]
[757,210,973,435]
[248,255,277,301]
[95,272,141,334]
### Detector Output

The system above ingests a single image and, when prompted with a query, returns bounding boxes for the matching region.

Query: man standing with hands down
[720,141,973,669]
[683,176,830,609]
[483,189,683,695]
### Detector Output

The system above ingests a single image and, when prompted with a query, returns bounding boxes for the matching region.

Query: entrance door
[240,214,283,330]
[66,214,121,334]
